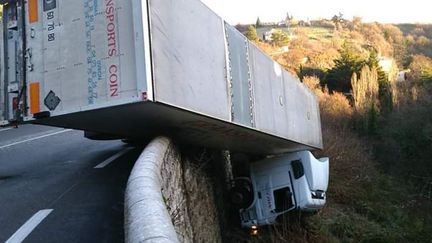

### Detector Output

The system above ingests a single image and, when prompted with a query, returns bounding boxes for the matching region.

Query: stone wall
[160,144,229,242]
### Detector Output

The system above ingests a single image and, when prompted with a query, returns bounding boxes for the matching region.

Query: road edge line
[5,209,54,243]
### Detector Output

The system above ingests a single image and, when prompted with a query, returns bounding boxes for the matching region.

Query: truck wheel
[230,177,254,209]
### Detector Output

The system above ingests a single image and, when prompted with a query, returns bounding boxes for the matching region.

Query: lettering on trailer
[84,0,103,104]
[44,0,57,42]
[108,64,118,97]
[84,0,120,104]
[105,0,119,97]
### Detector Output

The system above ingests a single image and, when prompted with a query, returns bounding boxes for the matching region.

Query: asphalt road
[0,124,142,243]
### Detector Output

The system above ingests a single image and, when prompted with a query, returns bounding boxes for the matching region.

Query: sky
[201,0,431,25]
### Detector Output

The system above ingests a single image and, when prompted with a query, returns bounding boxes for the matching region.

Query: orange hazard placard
[30,82,40,114]
[28,0,39,24]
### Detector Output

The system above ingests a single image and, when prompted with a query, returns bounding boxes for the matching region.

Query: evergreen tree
[366,51,388,85]
[285,13,292,26]
[325,45,364,93]
[366,51,393,111]
[245,25,259,42]
[256,17,262,28]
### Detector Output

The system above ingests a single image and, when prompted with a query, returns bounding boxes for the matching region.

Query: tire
[230,177,254,209]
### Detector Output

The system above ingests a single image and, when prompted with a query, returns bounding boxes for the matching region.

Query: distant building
[397,70,410,82]
[277,21,287,27]
[378,57,394,74]
[379,57,401,82]
[256,25,292,47]
[263,29,278,42]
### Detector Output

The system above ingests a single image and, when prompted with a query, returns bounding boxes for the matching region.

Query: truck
[0,0,329,227]
[231,151,329,228]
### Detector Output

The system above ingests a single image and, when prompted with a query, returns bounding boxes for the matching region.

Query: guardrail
[124,137,179,243]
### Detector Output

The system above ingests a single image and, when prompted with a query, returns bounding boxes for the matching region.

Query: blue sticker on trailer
[43,0,57,12]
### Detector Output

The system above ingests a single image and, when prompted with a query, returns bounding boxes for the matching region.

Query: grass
[294,27,334,41]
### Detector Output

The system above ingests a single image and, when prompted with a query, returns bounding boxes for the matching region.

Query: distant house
[379,57,403,82]
[277,21,287,27]
[257,27,291,47]
[263,29,278,42]
[378,57,394,74]
[397,70,410,82]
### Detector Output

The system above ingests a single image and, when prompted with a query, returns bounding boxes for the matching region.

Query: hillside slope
[236,20,432,242]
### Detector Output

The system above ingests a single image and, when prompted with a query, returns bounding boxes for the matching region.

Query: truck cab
[235,151,329,228]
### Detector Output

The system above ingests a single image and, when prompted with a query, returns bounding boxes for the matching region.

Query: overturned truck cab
[232,151,329,228]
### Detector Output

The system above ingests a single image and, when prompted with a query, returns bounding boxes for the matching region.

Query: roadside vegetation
[239,16,432,242]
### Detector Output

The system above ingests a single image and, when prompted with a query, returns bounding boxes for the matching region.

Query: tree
[351,66,380,133]
[245,25,259,42]
[332,12,344,30]
[360,23,393,57]
[256,17,262,28]
[352,66,379,111]
[366,51,394,111]
[270,30,289,47]
[408,55,432,84]
[325,44,365,93]
[366,51,388,84]
[331,12,343,23]
[352,16,362,30]
[381,24,407,66]
[285,13,292,26]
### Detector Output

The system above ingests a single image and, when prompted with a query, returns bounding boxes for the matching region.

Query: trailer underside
[32,102,316,155]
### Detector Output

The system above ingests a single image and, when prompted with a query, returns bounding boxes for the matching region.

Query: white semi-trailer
[0,0,329,226]
[0,0,322,154]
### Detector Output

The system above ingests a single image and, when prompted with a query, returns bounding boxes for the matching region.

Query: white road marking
[0,129,73,150]
[5,209,53,243]
[94,148,133,169]
[0,127,13,133]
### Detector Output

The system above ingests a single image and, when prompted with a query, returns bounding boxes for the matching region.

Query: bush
[376,82,432,176]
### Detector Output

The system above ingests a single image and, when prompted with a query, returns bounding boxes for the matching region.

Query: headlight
[311,190,326,199]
